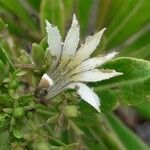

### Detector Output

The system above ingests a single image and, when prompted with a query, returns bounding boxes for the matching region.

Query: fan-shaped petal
[68,82,100,112]
[46,20,62,58]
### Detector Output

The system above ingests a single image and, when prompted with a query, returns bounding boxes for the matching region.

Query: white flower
[39,14,123,112]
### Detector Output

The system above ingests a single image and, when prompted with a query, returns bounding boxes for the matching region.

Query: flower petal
[46,20,62,58]
[61,14,79,61]
[70,69,123,82]
[70,28,106,66]
[72,51,118,74]
[68,82,100,112]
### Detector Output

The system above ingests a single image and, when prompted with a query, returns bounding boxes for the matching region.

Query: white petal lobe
[68,82,100,112]
[62,14,79,60]
[73,28,106,64]
[46,20,62,58]
[72,51,118,74]
[71,69,123,82]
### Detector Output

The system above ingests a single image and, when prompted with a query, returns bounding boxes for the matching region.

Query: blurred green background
[0,0,150,148]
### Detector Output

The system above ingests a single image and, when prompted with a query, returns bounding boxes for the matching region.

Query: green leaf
[40,0,65,35]
[31,43,45,67]
[19,50,32,64]
[35,104,56,117]
[39,37,48,51]
[94,0,150,59]
[0,18,5,32]
[105,0,150,50]
[13,124,23,139]
[0,113,10,122]
[95,57,150,112]
[18,94,33,106]
[0,59,5,80]
[106,113,149,150]
[9,89,19,99]
[0,44,15,71]
[15,70,27,77]
[0,0,37,31]
[0,94,12,107]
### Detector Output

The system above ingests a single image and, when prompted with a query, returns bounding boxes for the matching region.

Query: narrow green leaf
[0,59,5,80]
[0,18,5,32]
[0,0,37,31]
[39,37,48,51]
[15,70,27,77]
[105,0,150,50]
[106,113,149,150]
[0,36,15,71]
[31,43,45,67]
[13,125,23,139]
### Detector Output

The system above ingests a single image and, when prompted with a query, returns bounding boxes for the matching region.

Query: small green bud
[64,105,78,118]
[32,43,45,67]
[13,107,25,119]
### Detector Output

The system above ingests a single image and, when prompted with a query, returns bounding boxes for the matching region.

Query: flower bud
[13,107,25,119]
[64,105,78,118]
